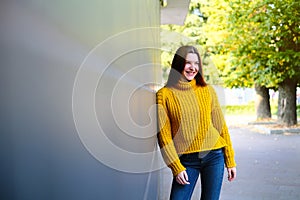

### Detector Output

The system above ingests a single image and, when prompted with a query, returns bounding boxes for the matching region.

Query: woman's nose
[190,64,197,71]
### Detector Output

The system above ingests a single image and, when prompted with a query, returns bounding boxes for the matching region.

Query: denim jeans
[170,149,225,200]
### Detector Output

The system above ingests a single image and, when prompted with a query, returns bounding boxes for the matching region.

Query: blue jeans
[170,149,225,200]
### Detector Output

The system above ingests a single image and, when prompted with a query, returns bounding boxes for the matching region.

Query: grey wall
[0,1,161,199]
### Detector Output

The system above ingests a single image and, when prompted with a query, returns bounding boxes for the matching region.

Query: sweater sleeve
[156,89,186,176]
[209,86,237,168]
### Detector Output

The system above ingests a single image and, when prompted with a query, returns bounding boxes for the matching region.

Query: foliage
[202,0,300,88]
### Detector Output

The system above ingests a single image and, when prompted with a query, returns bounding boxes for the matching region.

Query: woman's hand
[176,170,190,185]
[227,167,237,182]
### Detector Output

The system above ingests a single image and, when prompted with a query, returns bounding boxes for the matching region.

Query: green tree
[202,0,300,125]
[200,0,272,119]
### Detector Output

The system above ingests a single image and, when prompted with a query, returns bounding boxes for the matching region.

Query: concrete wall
[0,1,161,199]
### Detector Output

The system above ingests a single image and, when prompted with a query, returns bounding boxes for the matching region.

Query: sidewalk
[221,126,300,200]
[158,119,300,200]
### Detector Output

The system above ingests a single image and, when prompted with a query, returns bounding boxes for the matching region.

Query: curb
[248,121,300,135]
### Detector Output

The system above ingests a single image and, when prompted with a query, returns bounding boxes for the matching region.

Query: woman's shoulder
[156,86,174,102]
[204,85,219,100]
[157,86,172,95]
[205,84,216,93]
[194,84,214,93]
[195,84,217,100]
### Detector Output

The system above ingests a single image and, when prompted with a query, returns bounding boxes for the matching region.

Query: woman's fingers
[176,171,190,185]
[227,167,237,182]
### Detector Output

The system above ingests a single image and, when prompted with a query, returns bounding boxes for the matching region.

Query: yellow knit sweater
[157,79,236,176]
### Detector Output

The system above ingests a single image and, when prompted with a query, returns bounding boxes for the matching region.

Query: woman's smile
[182,53,199,81]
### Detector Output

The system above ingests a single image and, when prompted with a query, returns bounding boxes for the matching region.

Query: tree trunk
[277,78,297,126]
[255,84,271,120]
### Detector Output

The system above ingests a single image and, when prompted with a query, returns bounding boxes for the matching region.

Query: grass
[223,102,300,118]
[224,104,255,115]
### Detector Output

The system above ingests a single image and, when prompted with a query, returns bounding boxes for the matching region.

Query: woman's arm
[209,86,237,168]
[156,89,186,176]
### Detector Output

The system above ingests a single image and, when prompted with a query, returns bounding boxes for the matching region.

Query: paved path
[221,126,300,200]
[158,125,300,200]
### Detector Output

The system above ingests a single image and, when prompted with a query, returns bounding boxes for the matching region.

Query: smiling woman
[157,45,237,200]
[166,46,207,88]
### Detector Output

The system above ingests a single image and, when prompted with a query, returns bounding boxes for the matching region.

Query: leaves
[203,0,300,88]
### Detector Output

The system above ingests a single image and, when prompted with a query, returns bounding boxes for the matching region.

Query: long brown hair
[166,45,207,87]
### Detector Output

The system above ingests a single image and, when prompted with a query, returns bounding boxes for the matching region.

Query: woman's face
[182,53,199,81]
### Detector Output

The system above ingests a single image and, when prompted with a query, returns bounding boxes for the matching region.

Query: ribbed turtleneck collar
[173,79,197,91]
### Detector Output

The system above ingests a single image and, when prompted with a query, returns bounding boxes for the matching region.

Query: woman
[157,45,237,200]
